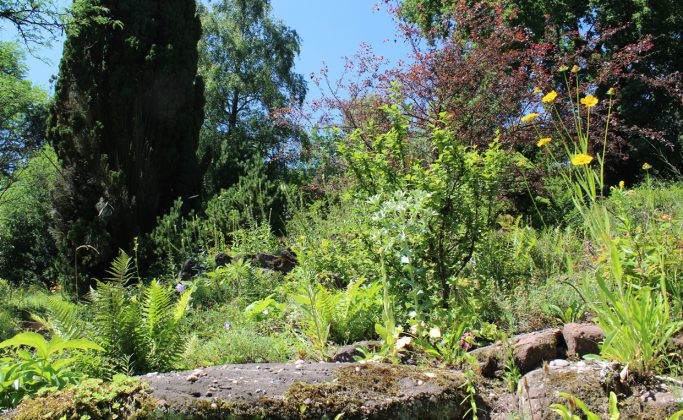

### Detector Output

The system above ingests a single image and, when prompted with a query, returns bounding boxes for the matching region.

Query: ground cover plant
[0,0,682,416]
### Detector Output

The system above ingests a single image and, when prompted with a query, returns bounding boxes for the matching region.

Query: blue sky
[0,1,410,97]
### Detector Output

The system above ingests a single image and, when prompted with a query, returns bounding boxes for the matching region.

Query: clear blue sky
[0,1,410,97]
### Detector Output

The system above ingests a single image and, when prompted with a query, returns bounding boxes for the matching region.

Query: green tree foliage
[197,0,306,195]
[0,0,64,50]
[0,146,58,285]
[0,41,48,177]
[48,0,205,282]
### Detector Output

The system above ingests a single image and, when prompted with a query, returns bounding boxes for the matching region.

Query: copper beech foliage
[293,0,678,190]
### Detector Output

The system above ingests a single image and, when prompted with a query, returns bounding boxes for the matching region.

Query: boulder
[470,344,502,378]
[9,363,477,419]
[513,329,563,373]
[233,248,298,274]
[214,253,232,268]
[562,323,604,357]
[517,360,682,419]
[471,329,562,377]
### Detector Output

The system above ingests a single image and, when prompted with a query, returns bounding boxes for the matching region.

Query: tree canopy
[198,0,306,195]
[0,41,47,178]
[0,0,65,50]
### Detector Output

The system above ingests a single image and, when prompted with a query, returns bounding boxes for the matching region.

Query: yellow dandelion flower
[571,65,581,73]
[607,87,616,96]
[521,113,540,123]
[542,90,558,103]
[558,65,569,72]
[580,95,599,108]
[537,137,552,147]
[642,162,652,170]
[619,180,625,189]
[571,153,594,166]
[533,86,542,95]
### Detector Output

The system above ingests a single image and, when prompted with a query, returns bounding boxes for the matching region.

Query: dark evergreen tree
[48,0,204,284]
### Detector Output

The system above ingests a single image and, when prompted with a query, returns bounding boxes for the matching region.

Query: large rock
[562,323,604,357]
[9,362,477,419]
[513,329,563,373]
[517,360,682,419]
[471,328,562,377]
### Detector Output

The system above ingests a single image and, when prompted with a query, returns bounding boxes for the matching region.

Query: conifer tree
[48,0,204,283]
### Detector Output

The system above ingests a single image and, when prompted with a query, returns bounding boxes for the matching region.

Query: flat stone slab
[8,361,476,419]
[141,362,339,405]
[141,361,473,418]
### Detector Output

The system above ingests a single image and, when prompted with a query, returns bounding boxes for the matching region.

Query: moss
[9,375,159,420]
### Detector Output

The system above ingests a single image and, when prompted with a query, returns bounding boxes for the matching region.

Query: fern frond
[38,296,89,340]
[136,280,185,372]
[173,286,194,322]
[104,249,136,286]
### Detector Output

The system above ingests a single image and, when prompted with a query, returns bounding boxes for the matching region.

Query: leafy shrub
[471,216,583,293]
[0,332,103,408]
[339,100,509,310]
[287,195,381,288]
[192,259,282,308]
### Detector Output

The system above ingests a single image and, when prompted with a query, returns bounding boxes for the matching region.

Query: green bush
[179,300,303,368]
[192,259,282,307]
[148,159,284,275]
[182,327,301,368]
[338,99,509,311]
[287,195,381,289]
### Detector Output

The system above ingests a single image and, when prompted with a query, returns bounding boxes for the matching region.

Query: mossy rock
[7,375,159,419]
[9,362,479,419]
[518,360,683,419]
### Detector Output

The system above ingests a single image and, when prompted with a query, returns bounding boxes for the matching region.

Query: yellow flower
[542,90,558,103]
[580,95,599,108]
[571,65,581,73]
[571,153,594,166]
[619,180,625,189]
[642,162,652,170]
[537,137,552,147]
[558,65,569,72]
[521,113,540,123]
[607,87,616,96]
[533,86,542,95]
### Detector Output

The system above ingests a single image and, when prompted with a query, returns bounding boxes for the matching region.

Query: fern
[104,250,136,286]
[33,251,193,375]
[33,296,89,341]
[135,280,193,372]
